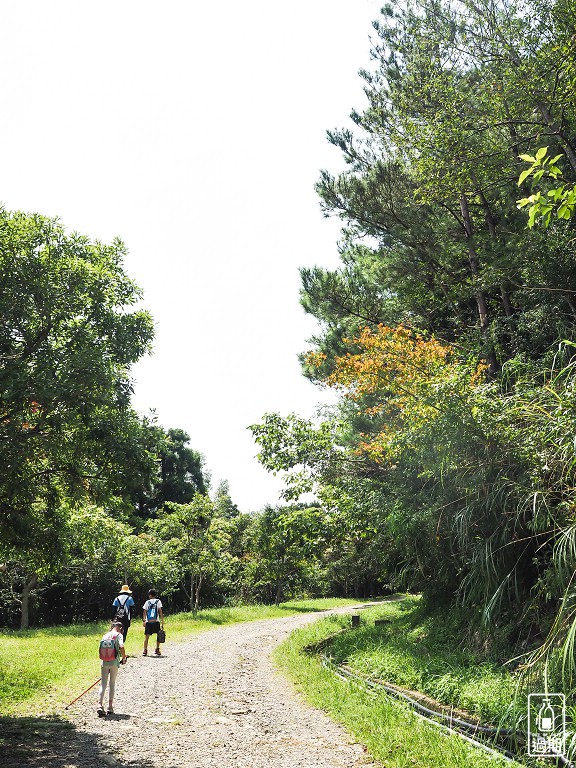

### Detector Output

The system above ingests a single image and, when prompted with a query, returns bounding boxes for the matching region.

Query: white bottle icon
[538,699,555,732]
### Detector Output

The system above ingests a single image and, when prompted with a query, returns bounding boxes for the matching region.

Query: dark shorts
[145,621,161,636]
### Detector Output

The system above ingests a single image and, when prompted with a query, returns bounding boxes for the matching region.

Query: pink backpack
[99,631,120,662]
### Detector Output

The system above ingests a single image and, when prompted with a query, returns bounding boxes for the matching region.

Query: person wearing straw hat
[112,585,135,641]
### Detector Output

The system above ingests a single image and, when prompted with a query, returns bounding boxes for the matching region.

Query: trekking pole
[64,677,101,709]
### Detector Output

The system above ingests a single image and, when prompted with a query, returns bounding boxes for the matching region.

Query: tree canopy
[0,211,159,626]
[251,0,576,692]
[0,211,155,548]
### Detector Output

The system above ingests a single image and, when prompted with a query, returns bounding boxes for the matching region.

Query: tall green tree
[213,480,240,518]
[310,0,576,374]
[144,428,207,515]
[147,496,230,614]
[0,210,154,625]
[248,505,326,605]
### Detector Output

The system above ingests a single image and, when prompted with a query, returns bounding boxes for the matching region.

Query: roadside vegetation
[274,600,522,768]
[0,598,356,717]
[301,598,517,726]
[251,0,576,707]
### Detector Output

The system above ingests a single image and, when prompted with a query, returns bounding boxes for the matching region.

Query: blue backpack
[146,599,159,621]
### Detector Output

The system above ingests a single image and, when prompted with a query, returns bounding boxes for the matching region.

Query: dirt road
[6,610,379,768]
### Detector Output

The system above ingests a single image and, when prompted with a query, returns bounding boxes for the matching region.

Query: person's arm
[143,601,147,625]
[159,606,164,628]
[118,636,127,664]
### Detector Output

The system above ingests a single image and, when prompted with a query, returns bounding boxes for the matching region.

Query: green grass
[312,596,516,725]
[0,597,358,717]
[274,604,522,768]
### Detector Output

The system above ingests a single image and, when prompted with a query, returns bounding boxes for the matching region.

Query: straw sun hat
[119,585,132,594]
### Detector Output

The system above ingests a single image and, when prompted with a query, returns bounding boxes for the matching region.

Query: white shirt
[143,598,163,622]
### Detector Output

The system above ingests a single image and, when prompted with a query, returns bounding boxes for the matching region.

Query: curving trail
[46,609,379,768]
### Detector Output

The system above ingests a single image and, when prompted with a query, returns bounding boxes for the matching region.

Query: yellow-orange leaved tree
[306,325,486,464]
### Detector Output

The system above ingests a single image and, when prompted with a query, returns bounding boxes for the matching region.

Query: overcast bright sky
[1,1,380,511]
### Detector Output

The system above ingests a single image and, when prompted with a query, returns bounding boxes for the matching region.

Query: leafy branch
[517,146,575,227]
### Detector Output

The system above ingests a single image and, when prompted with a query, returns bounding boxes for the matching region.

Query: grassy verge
[0,597,358,717]
[319,597,517,726]
[273,598,523,768]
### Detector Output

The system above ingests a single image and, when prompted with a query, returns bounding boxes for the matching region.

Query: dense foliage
[0,211,158,627]
[251,0,576,692]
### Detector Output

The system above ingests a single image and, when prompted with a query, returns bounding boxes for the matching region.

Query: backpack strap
[116,594,130,617]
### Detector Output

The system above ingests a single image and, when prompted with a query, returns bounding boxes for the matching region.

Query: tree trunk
[472,181,515,321]
[274,578,283,606]
[20,572,38,631]
[460,194,498,374]
[194,575,203,615]
[500,287,514,318]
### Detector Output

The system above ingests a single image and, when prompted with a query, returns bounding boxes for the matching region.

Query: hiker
[98,620,126,716]
[112,584,135,641]
[142,588,164,656]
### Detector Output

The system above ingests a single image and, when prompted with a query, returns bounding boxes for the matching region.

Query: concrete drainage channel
[306,609,574,768]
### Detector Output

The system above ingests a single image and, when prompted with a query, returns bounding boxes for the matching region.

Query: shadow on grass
[0,713,181,768]
[180,599,399,625]
[275,604,330,614]
[1,622,108,641]
[191,613,231,625]
[187,604,330,625]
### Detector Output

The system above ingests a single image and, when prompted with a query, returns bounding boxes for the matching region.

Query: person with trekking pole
[64,677,101,710]
[97,620,127,716]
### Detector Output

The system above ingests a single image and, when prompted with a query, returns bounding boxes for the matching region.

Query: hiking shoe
[97,706,105,717]
[154,648,161,656]
[142,649,147,656]
[107,707,114,715]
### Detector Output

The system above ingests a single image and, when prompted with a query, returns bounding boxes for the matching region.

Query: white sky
[1,1,380,511]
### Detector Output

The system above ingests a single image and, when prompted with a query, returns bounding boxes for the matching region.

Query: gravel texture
[6,609,379,768]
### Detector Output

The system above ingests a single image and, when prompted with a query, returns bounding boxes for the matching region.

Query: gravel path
[16,609,379,768]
